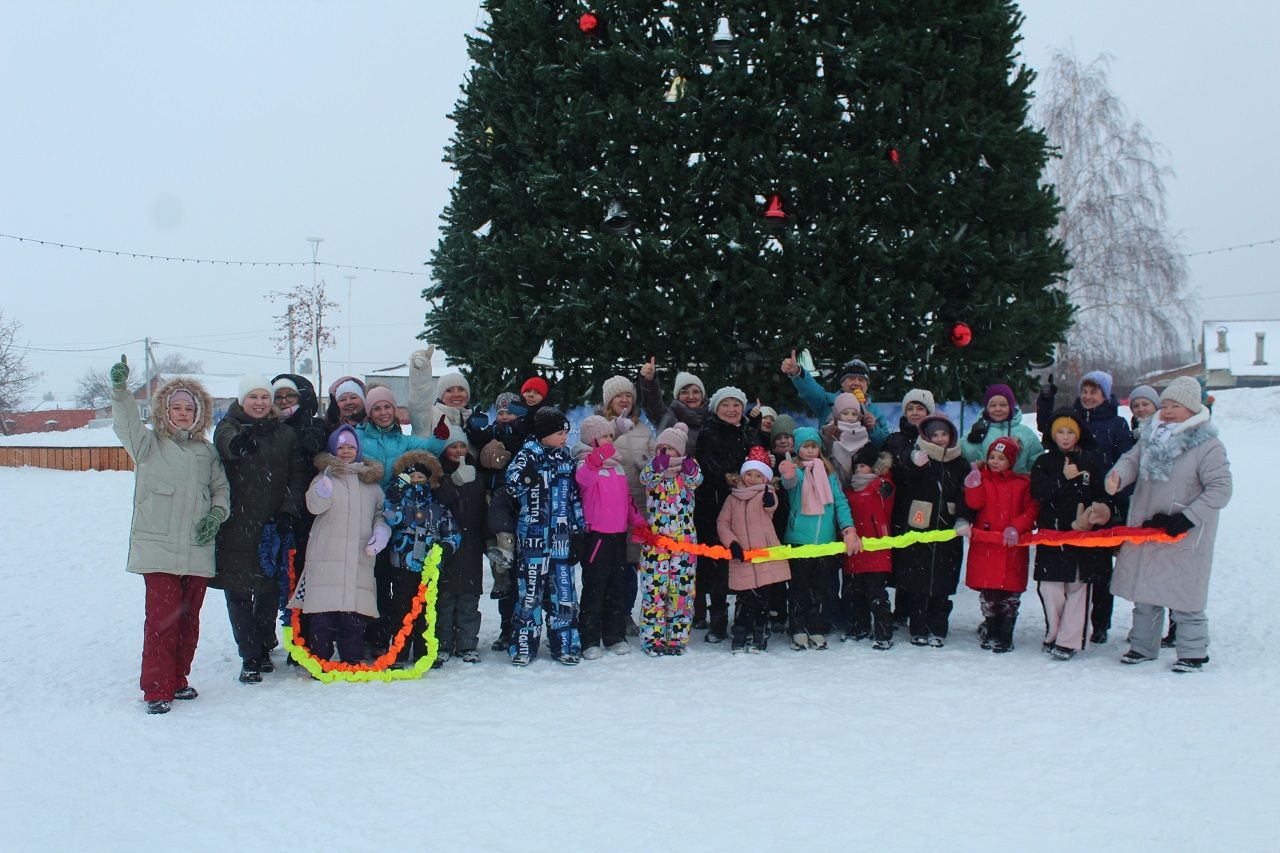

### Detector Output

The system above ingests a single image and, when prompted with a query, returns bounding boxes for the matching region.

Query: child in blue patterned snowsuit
[506,407,587,666]
[383,451,462,667]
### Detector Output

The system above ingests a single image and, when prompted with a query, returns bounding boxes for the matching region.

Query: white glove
[452,462,476,486]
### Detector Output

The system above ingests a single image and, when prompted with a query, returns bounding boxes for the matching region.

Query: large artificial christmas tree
[426,0,1070,405]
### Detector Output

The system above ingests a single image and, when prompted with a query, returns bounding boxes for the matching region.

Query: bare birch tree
[1036,50,1197,387]
[268,282,338,391]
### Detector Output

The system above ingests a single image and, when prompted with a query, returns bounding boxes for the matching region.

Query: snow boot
[979,617,997,650]
[491,634,510,652]
[790,632,809,651]
[752,625,769,652]
[909,635,930,647]
[842,629,870,643]
[259,645,276,673]
[808,634,828,650]
[582,646,605,661]
[1049,645,1076,661]
[1090,628,1109,645]
[461,650,480,663]
[731,625,749,654]
[238,659,263,684]
[173,686,198,701]
[1172,656,1209,673]
[992,617,1016,654]
[1120,650,1156,665]
[146,700,172,715]
[555,652,581,666]
[608,641,631,655]
[872,639,894,651]
[705,613,728,644]
[510,651,532,667]
[927,635,945,648]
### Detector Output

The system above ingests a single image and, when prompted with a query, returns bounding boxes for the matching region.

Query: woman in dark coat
[210,373,311,683]
[429,425,488,663]
[692,386,763,642]
[890,412,970,645]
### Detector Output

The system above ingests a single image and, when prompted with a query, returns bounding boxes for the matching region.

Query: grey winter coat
[287,454,389,618]
[1109,409,1232,612]
[113,381,230,578]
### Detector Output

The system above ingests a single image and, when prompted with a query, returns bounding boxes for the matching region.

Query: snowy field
[2,388,1279,851]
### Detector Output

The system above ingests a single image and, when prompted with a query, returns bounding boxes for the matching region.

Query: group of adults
[112,342,1231,713]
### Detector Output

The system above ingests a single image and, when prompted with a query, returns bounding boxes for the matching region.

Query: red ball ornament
[949,322,973,348]
[578,12,600,35]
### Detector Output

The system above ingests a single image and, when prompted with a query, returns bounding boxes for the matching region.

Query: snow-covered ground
[2,388,1278,851]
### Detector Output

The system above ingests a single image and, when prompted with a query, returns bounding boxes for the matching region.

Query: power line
[0,232,431,276]
[1185,236,1280,257]
[16,339,144,353]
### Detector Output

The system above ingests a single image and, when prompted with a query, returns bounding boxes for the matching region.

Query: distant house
[2,405,100,435]
[1203,320,1280,389]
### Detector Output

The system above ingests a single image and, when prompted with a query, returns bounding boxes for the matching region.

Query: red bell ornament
[578,12,600,35]
[763,194,790,229]
[949,322,973,348]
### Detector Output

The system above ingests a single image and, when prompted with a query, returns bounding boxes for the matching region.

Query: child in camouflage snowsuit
[506,407,587,666]
[637,423,703,655]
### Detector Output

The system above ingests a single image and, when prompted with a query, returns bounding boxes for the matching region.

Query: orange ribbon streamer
[971,526,1186,548]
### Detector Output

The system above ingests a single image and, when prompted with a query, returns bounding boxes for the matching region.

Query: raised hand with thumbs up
[780,349,800,377]
[639,356,656,381]
[110,354,130,390]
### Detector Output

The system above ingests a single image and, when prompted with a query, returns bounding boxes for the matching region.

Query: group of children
[284,365,1164,670]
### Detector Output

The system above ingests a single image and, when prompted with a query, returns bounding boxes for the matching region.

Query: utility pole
[345,274,356,378]
[307,237,324,390]
[143,336,153,411]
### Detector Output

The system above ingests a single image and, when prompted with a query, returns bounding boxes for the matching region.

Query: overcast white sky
[3,1,1277,401]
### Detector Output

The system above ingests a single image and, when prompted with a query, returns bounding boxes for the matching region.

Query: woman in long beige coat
[1106,376,1232,672]
[111,358,229,714]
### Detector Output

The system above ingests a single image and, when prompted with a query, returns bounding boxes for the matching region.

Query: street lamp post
[345,274,356,378]
[306,237,324,389]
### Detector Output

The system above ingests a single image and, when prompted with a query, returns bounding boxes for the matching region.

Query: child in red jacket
[963,437,1038,653]
[841,446,896,649]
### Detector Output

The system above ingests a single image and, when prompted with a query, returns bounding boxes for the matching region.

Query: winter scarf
[800,458,835,515]
[917,436,963,463]
[830,419,870,476]
[850,470,878,492]
[1138,409,1216,482]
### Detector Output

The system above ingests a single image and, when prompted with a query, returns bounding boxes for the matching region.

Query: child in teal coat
[779,427,860,650]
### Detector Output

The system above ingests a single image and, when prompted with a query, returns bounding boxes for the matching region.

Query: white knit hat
[708,386,747,414]
[238,373,272,403]
[437,371,470,397]
[673,371,706,400]
[271,377,299,395]
[601,375,636,411]
[901,388,936,414]
[1159,376,1203,414]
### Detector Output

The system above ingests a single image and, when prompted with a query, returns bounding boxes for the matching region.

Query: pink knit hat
[578,415,614,447]
[655,422,689,456]
[366,385,396,409]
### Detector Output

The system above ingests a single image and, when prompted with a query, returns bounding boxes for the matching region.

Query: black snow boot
[979,616,997,650]
[730,626,748,654]
[705,612,728,644]
[992,616,1016,654]
[239,659,263,684]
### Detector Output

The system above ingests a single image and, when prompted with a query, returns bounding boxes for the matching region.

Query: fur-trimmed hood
[151,376,215,439]
[390,449,443,489]
[1138,408,1217,482]
[314,451,385,485]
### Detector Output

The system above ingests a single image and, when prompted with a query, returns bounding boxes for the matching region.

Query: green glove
[195,507,226,545]
[109,354,130,390]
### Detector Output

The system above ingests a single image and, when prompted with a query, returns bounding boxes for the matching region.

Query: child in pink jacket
[575,416,644,659]
[717,448,791,653]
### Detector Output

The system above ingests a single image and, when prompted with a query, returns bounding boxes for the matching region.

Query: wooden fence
[0,446,134,472]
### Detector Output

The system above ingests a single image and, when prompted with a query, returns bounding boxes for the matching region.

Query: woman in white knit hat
[1105,376,1232,672]
[637,356,710,452]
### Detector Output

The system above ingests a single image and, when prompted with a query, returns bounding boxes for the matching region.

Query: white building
[1203,320,1280,389]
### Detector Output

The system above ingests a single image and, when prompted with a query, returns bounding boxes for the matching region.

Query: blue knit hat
[1079,370,1113,400]
[793,426,821,448]
[327,424,363,461]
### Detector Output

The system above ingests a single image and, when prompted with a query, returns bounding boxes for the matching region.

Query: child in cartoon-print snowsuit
[505,407,587,666]
[637,423,703,655]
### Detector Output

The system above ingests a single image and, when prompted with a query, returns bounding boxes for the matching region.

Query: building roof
[1203,320,1280,377]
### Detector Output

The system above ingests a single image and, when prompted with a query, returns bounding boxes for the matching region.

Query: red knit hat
[988,436,1022,466]
[521,376,549,398]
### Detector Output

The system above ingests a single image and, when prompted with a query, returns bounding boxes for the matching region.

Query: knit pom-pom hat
[578,415,614,447]
[655,422,690,456]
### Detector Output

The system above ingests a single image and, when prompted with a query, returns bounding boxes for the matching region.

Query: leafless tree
[268,281,338,391]
[153,353,204,374]
[0,310,43,425]
[1036,50,1198,389]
